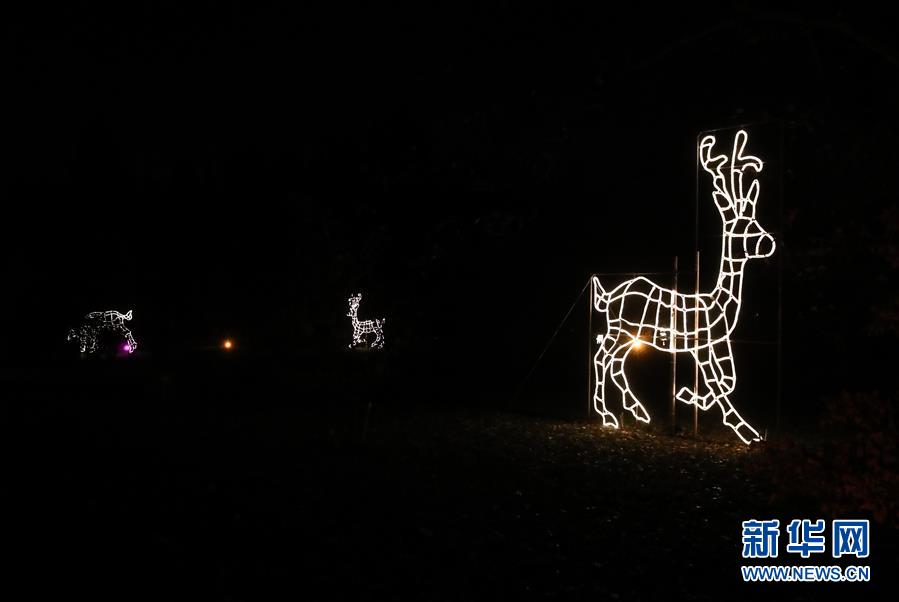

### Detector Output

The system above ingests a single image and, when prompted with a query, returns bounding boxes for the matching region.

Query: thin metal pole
[776,124,785,434]
[693,132,702,439]
[588,276,593,419]
[513,280,590,403]
[694,250,700,437]
[671,256,678,435]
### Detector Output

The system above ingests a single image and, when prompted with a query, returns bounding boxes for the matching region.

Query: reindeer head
[347,294,362,317]
[700,130,775,260]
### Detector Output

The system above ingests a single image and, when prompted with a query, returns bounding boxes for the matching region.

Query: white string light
[67,309,138,354]
[347,293,385,349]
[591,130,775,444]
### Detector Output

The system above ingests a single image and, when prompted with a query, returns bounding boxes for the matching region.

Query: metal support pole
[694,132,701,439]
[588,276,593,419]
[776,124,785,434]
[670,256,678,435]
[693,250,700,437]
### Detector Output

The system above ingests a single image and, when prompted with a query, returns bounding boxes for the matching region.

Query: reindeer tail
[124,310,133,320]
[592,277,609,312]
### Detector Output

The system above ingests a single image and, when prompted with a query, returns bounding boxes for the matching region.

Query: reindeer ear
[746,179,759,205]
[125,310,133,320]
[740,180,759,218]
[734,168,760,218]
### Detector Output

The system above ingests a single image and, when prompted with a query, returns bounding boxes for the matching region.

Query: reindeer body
[68,309,137,354]
[592,130,775,444]
[599,276,740,352]
[347,294,385,349]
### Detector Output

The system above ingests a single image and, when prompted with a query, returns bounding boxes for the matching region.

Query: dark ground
[4,356,896,601]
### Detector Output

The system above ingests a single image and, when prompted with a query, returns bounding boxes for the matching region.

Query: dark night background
[3,3,898,600]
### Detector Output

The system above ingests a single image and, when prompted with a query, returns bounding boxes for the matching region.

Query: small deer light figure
[347,293,385,349]
[67,309,137,354]
[592,130,775,444]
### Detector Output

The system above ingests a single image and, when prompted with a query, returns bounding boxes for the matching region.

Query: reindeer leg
[75,328,87,353]
[711,340,736,397]
[124,328,137,352]
[609,341,650,423]
[86,332,97,354]
[114,324,133,351]
[707,343,760,444]
[593,333,618,427]
[714,395,760,444]
[676,348,715,409]
[683,348,759,444]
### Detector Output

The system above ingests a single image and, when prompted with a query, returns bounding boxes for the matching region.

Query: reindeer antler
[699,135,732,214]
[700,130,764,219]
[729,130,763,217]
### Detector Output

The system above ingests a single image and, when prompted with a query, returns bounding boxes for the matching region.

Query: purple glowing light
[123,344,132,353]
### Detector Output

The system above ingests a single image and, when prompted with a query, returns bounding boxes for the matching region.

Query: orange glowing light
[223,339,233,350]
[632,339,644,350]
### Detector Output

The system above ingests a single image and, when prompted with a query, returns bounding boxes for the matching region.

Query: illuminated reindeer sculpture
[67,309,137,354]
[347,293,385,349]
[592,130,775,444]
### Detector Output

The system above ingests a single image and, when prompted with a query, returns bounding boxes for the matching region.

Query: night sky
[4,5,898,411]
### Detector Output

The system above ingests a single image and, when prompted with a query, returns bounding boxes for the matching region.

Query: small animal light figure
[67,309,138,354]
[347,293,385,349]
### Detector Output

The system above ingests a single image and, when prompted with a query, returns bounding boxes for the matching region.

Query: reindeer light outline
[347,293,385,349]
[67,309,138,354]
[591,130,775,444]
